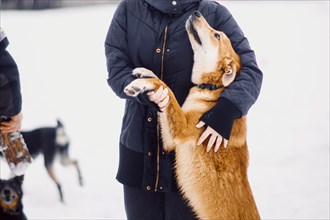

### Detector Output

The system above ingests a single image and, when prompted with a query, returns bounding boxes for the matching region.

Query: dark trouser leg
[123,185,164,220]
[164,191,197,220]
[123,185,196,220]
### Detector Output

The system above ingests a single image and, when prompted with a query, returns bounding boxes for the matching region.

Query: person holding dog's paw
[105,0,263,219]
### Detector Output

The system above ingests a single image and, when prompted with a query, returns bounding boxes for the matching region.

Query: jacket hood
[145,0,200,15]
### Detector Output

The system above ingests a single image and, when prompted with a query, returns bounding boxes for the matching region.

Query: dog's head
[0,175,24,214]
[186,11,240,87]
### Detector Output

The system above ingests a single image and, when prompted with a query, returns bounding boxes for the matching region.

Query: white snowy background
[0,1,329,219]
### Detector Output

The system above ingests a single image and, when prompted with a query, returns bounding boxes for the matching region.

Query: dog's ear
[221,58,239,87]
[14,175,24,186]
[57,119,64,128]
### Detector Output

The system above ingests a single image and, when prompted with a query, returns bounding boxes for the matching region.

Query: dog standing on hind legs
[20,119,83,202]
[124,11,260,219]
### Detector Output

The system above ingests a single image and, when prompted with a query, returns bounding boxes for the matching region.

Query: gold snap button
[159,186,163,190]
[148,152,152,156]
[146,185,151,191]
[166,49,170,52]
[156,48,161,53]
[147,117,152,122]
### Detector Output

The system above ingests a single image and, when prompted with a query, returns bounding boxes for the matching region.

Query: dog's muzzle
[1,188,16,203]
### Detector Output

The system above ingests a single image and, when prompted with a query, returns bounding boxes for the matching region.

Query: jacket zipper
[154,25,168,192]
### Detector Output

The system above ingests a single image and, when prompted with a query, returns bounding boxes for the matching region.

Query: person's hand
[0,112,23,133]
[147,86,170,112]
[196,121,228,152]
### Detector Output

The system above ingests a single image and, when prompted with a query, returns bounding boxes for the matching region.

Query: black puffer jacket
[0,28,22,118]
[105,0,262,192]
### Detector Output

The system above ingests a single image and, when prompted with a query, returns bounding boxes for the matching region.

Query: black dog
[0,175,27,220]
[21,119,83,202]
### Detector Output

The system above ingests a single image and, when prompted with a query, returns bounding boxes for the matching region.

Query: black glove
[200,97,242,140]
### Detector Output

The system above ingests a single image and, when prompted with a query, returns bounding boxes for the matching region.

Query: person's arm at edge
[200,3,263,140]
[0,28,23,132]
[105,0,137,100]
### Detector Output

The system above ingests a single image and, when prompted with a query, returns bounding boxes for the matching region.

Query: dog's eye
[214,33,220,40]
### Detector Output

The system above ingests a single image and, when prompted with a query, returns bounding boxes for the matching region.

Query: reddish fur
[135,74,260,219]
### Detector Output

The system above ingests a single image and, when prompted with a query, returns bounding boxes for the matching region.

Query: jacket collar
[145,0,200,15]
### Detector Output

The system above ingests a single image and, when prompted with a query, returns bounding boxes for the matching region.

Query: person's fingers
[0,121,11,128]
[196,121,205,128]
[0,125,12,133]
[14,120,21,130]
[158,95,169,109]
[214,136,223,152]
[0,121,9,126]
[207,134,217,152]
[0,113,22,133]
[12,112,23,122]
[154,88,168,104]
[148,86,163,102]
[147,91,155,96]
[197,127,211,145]
[224,138,228,148]
[3,124,14,132]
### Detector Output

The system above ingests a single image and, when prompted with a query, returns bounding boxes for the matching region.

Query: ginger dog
[124,11,260,220]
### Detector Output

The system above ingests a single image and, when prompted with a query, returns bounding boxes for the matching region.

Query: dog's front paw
[124,81,145,97]
[132,68,158,78]
[124,79,155,97]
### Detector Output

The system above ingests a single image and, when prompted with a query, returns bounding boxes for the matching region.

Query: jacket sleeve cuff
[135,92,161,112]
[200,97,242,140]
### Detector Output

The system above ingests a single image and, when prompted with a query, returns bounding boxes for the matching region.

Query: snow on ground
[0,1,329,219]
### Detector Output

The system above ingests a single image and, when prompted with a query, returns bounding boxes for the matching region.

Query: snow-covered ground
[0,1,329,219]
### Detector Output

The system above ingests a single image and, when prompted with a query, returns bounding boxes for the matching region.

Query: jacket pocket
[120,100,146,153]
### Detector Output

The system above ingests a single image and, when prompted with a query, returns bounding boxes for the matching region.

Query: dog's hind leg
[46,165,64,202]
[74,160,83,186]
[71,160,83,186]
[60,157,83,186]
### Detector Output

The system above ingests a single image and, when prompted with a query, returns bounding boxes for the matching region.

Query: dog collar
[195,84,223,90]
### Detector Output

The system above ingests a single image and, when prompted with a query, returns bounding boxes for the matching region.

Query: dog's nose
[3,189,10,195]
[194,11,201,18]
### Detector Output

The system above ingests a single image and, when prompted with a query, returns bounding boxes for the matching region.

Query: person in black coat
[0,27,23,133]
[105,0,263,219]
[0,28,32,181]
